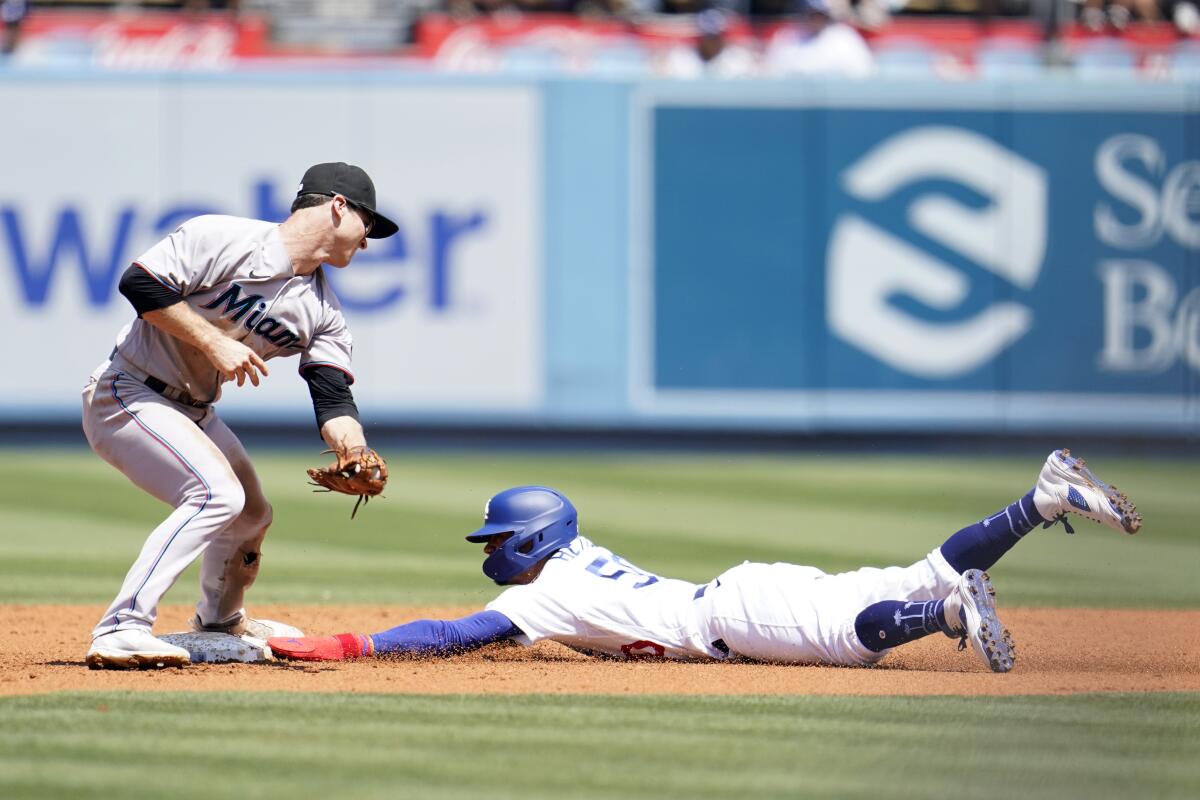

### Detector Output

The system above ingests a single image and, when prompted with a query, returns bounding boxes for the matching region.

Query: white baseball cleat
[945,570,1015,674]
[190,614,303,642]
[1033,448,1142,535]
[86,628,191,670]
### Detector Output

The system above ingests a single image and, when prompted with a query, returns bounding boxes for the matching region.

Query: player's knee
[238,500,273,532]
[258,501,274,530]
[209,481,246,525]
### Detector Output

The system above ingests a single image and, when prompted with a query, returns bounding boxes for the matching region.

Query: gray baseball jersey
[113,214,354,404]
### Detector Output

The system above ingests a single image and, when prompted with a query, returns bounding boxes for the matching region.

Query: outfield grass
[0,448,1195,608]
[3,448,1197,800]
[1,692,1196,800]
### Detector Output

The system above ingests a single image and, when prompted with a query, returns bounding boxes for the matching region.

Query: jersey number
[585,555,659,589]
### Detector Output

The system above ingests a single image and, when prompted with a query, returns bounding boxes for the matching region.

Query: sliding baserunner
[270,450,1140,672]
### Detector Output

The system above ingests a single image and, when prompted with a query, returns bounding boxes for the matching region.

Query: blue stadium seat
[1073,38,1137,80]
[976,41,1042,80]
[872,38,938,78]
[588,43,653,78]
[499,44,566,76]
[1170,40,1200,80]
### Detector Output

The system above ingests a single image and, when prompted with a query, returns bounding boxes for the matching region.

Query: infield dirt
[4,604,1197,697]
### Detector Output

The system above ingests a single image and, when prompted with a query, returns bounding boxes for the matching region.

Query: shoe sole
[1056,448,1142,534]
[962,570,1015,674]
[192,616,301,640]
[85,652,190,670]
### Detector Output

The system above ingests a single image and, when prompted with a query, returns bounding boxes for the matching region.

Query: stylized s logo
[828,127,1048,378]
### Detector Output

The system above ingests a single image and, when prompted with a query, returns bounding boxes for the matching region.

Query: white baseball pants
[81,361,273,640]
[694,548,962,665]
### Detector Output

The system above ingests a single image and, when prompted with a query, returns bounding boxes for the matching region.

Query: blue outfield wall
[1,73,1198,433]
[604,80,1200,433]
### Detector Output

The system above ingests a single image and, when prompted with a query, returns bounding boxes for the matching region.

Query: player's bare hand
[205,336,269,387]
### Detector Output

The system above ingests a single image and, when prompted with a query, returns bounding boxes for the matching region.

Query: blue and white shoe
[1033,449,1142,535]
[946,569,1015,674]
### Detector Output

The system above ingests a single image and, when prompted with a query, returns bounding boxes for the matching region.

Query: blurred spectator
[843,0,894,30]
[1077,0,1160,31]
[764,0,875,77]
[1,0,25,57]
[661,9,759,76]
[575,0,654,17]
[446,0,511,17]
[184,0,242,11]
[446,0,645,15]
[661,0,720,14]
[745,0,795,16]
[1168,0,1200,34]
[716,0,890,20]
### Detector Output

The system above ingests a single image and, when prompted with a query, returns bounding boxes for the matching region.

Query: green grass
[0,692,1196,800]
[3,449,1197,799]
[0,448,1195,608]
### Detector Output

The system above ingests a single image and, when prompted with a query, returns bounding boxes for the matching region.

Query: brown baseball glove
[307,444,388,518]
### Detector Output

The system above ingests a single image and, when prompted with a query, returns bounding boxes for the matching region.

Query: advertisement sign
[14,12,269,69]
[640,97,1199,429]
[0,80,542,420]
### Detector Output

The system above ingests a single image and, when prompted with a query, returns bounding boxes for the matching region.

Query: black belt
[111,347,209,408]
[143,375,209,409]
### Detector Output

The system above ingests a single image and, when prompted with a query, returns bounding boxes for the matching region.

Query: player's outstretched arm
[306,413,387,518]
[268,610,521,662]
[319,414,367,451]
[142,303,269,387]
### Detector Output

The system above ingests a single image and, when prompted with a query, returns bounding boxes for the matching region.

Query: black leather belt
[143,375,209,409]
[110,347,209,408]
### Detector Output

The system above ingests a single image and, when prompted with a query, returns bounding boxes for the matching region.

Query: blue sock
[854,599,957,653]
[939,489,1046,574]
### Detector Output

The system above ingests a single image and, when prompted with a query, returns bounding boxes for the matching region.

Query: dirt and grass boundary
[5,604,1197,697]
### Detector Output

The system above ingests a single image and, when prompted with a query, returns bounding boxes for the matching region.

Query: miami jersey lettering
[113,214,353,404]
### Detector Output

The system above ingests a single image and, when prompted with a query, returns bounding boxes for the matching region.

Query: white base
[159,632,272,664]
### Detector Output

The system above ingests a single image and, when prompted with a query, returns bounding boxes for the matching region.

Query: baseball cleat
[86,629,191,670]
[950,570,1015,674]
[1033,449,1142,535]
[191,614,303,641]
[267,633,372,662]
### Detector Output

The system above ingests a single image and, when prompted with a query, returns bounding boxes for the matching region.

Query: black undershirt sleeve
[118,263,183,317]
[302,365,360,433]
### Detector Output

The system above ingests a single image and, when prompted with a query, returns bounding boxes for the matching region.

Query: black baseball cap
[296,162,398,239]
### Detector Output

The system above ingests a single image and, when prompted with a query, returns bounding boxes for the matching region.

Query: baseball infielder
[270,449,1141,670]
[83,162,398,670]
